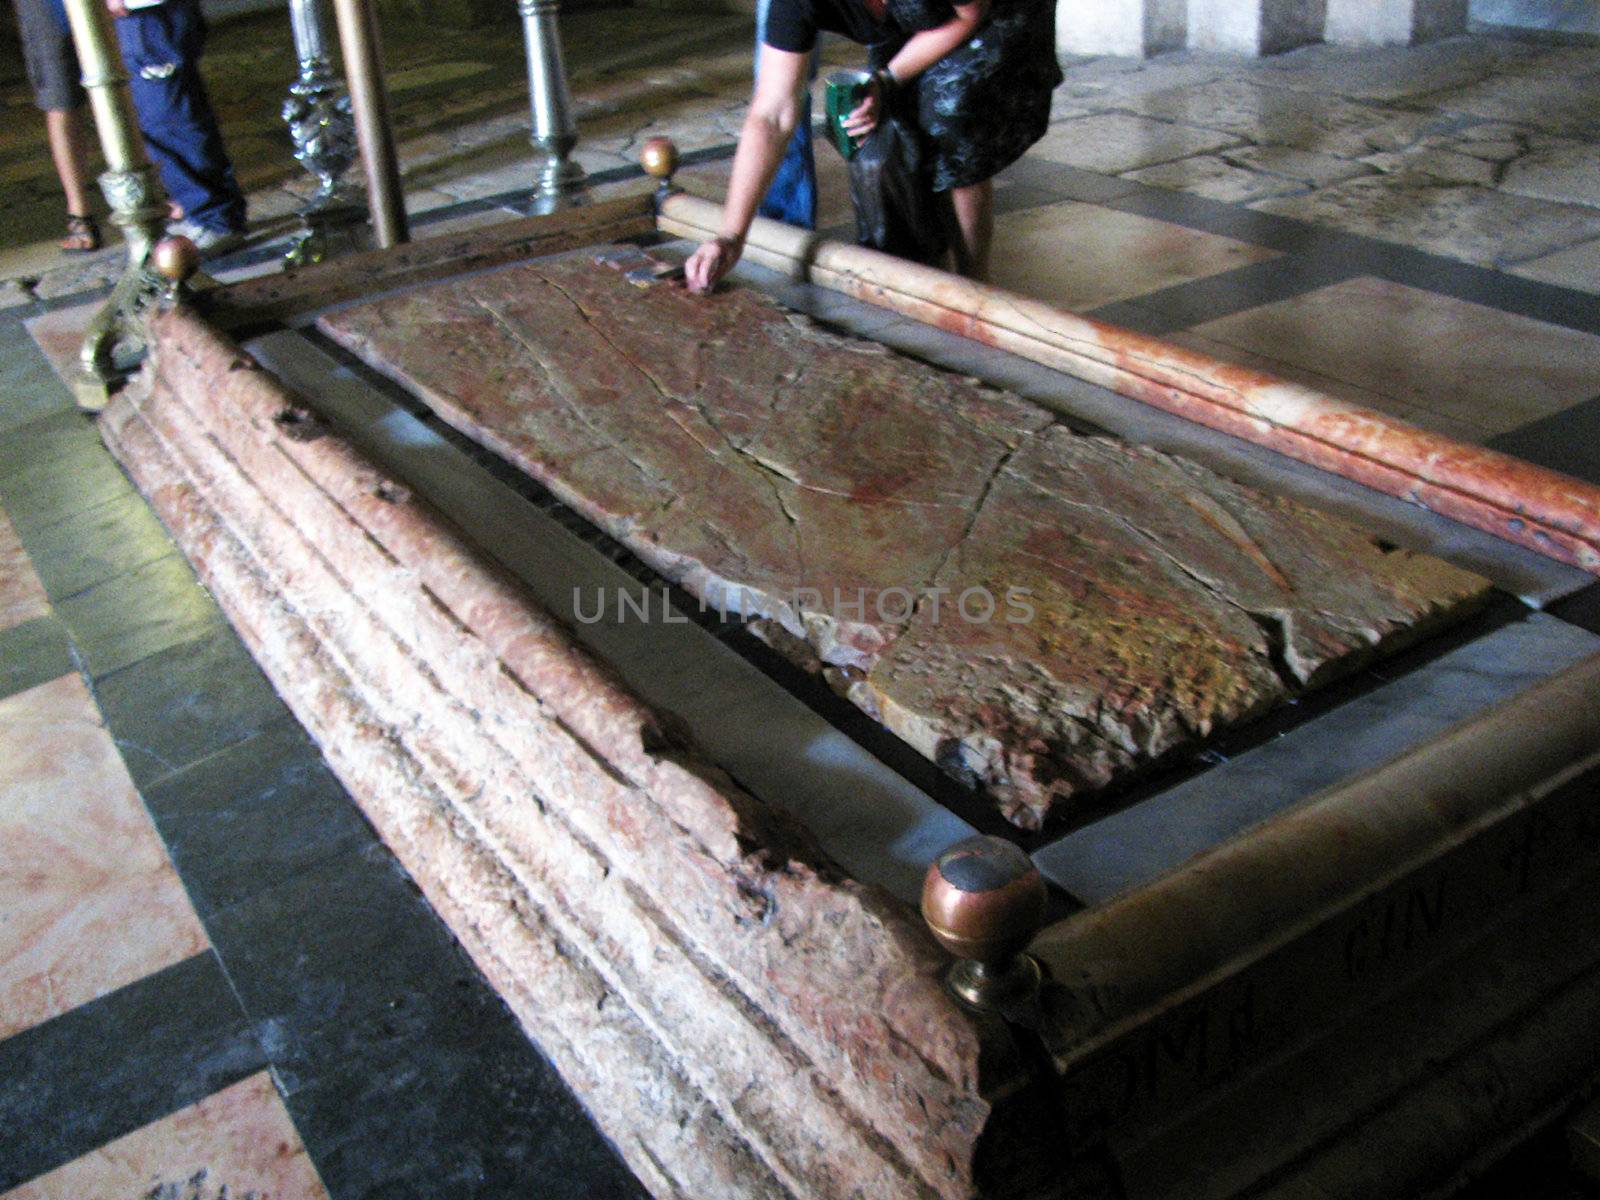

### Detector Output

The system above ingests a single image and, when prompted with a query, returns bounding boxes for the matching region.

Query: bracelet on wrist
[873,68,898,98]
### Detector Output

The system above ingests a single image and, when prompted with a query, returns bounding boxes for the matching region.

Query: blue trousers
[47,0,244,232]
[755,0,818,230]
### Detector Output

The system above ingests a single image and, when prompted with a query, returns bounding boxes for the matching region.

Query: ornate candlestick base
[282,0,363,265]
[73,167,171,413]
[519,0,586,212]
[284,199,370,269]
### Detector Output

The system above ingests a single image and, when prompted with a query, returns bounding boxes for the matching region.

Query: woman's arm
[841,0,990,141]
[685,43,809,294]
[887,0,990,82]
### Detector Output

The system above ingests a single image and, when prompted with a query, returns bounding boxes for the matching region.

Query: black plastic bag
[847,111,948,267]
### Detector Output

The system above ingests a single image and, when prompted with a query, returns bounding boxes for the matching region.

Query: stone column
[1326,0,1469,44]
[1187,0,1325,54]
[1055,0,1185,57]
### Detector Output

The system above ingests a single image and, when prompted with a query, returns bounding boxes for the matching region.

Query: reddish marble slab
[0,509,49,631]
[320,249,1491,826]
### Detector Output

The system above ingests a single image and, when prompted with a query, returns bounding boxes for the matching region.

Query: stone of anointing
[320,249,1490,827]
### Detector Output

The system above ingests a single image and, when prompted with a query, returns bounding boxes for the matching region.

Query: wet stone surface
[320,249,1491,827]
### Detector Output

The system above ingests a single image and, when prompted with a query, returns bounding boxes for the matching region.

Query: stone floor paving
[1173,275,1600,441]
[990,200,1280,309]
[0,672,209,1041]
[1,1072,328,1200]
[3,14,1599,296]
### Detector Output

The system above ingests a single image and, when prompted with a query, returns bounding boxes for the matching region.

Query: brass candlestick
[60,0,170,410]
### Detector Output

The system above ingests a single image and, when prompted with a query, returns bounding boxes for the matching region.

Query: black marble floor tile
[1371,251,1600,338]
[205,842,528,1095]
[1076,297,1176,336]
[93,625,291,789]
[0,321,73,436]
[0,952,265,1193]
[0,408,102,479]
[994,179,1074,217]
[996,156,1143,205]
[18,489,177,602]
[286,1015,646,1200]
[0,615,76,702]
[1550,583,1600,636]
[1087,251,1367,336]
[1106,182,1341,254]
[0,414,133,534]
[56,552,227,681]
[142,718,379,922]
[1488,395,1600,486]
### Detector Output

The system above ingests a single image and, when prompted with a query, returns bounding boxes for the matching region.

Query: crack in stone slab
[320,253,1491,826]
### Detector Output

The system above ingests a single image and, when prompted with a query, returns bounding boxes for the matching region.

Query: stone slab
[106,308,1042,1200]
[320,250,1490,827]
[1035,612,1600,902]
[1360,146,1501,186]
[1220,143,1375,188]
[1250,35,1534,102]
[1415,58,1600,139]
[1249,171,1600,268]
[1500,138,1600,211]
[1509,236,1600,294]
[248,329,977,905]
[1029,113,1243,176]
[989,201,1280,312]
[1117,77,1441,160]
[724,248,1588,606]
[1120,155,1310,204]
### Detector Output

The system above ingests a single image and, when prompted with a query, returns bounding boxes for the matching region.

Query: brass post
[282,0,365,266]
[518,0,585,213]
[330,0,407,248]
[60,0,169,411]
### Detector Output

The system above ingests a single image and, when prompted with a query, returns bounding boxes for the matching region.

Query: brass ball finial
[151,236,202,286]
[640,136,679,181]
[922,835,1046,1011]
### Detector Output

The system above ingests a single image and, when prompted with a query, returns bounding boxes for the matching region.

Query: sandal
[61,214,101,254]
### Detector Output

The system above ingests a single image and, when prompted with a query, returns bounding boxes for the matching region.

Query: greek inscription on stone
[1343,874,1450,982]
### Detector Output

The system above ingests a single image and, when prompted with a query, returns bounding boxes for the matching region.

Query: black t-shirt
[762,0,885,52]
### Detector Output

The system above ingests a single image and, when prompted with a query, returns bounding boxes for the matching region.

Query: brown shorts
[12,0,84,112]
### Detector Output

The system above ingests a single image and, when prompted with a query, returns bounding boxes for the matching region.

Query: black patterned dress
[872,0,1062,191]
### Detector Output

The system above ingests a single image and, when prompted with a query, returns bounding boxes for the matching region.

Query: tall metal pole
[519,0,585,212]
[330,0,406,248]
[282,0,364,265]
[60,0,169,410]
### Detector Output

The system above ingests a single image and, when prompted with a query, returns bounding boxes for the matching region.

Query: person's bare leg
[947,179,994,281]
[45,108,93,217]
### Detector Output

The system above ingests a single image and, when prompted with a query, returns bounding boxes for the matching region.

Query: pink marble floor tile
[1,1071,329,1200]
[988,200,1280,312]
[1165,327,1491,446]
[0,673,209,1041]
[1176,275,1600,442]
[22,302,98,390]
[0,509,49,631]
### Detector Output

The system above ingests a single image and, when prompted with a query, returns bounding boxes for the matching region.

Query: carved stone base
[102,307,1054,1200]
